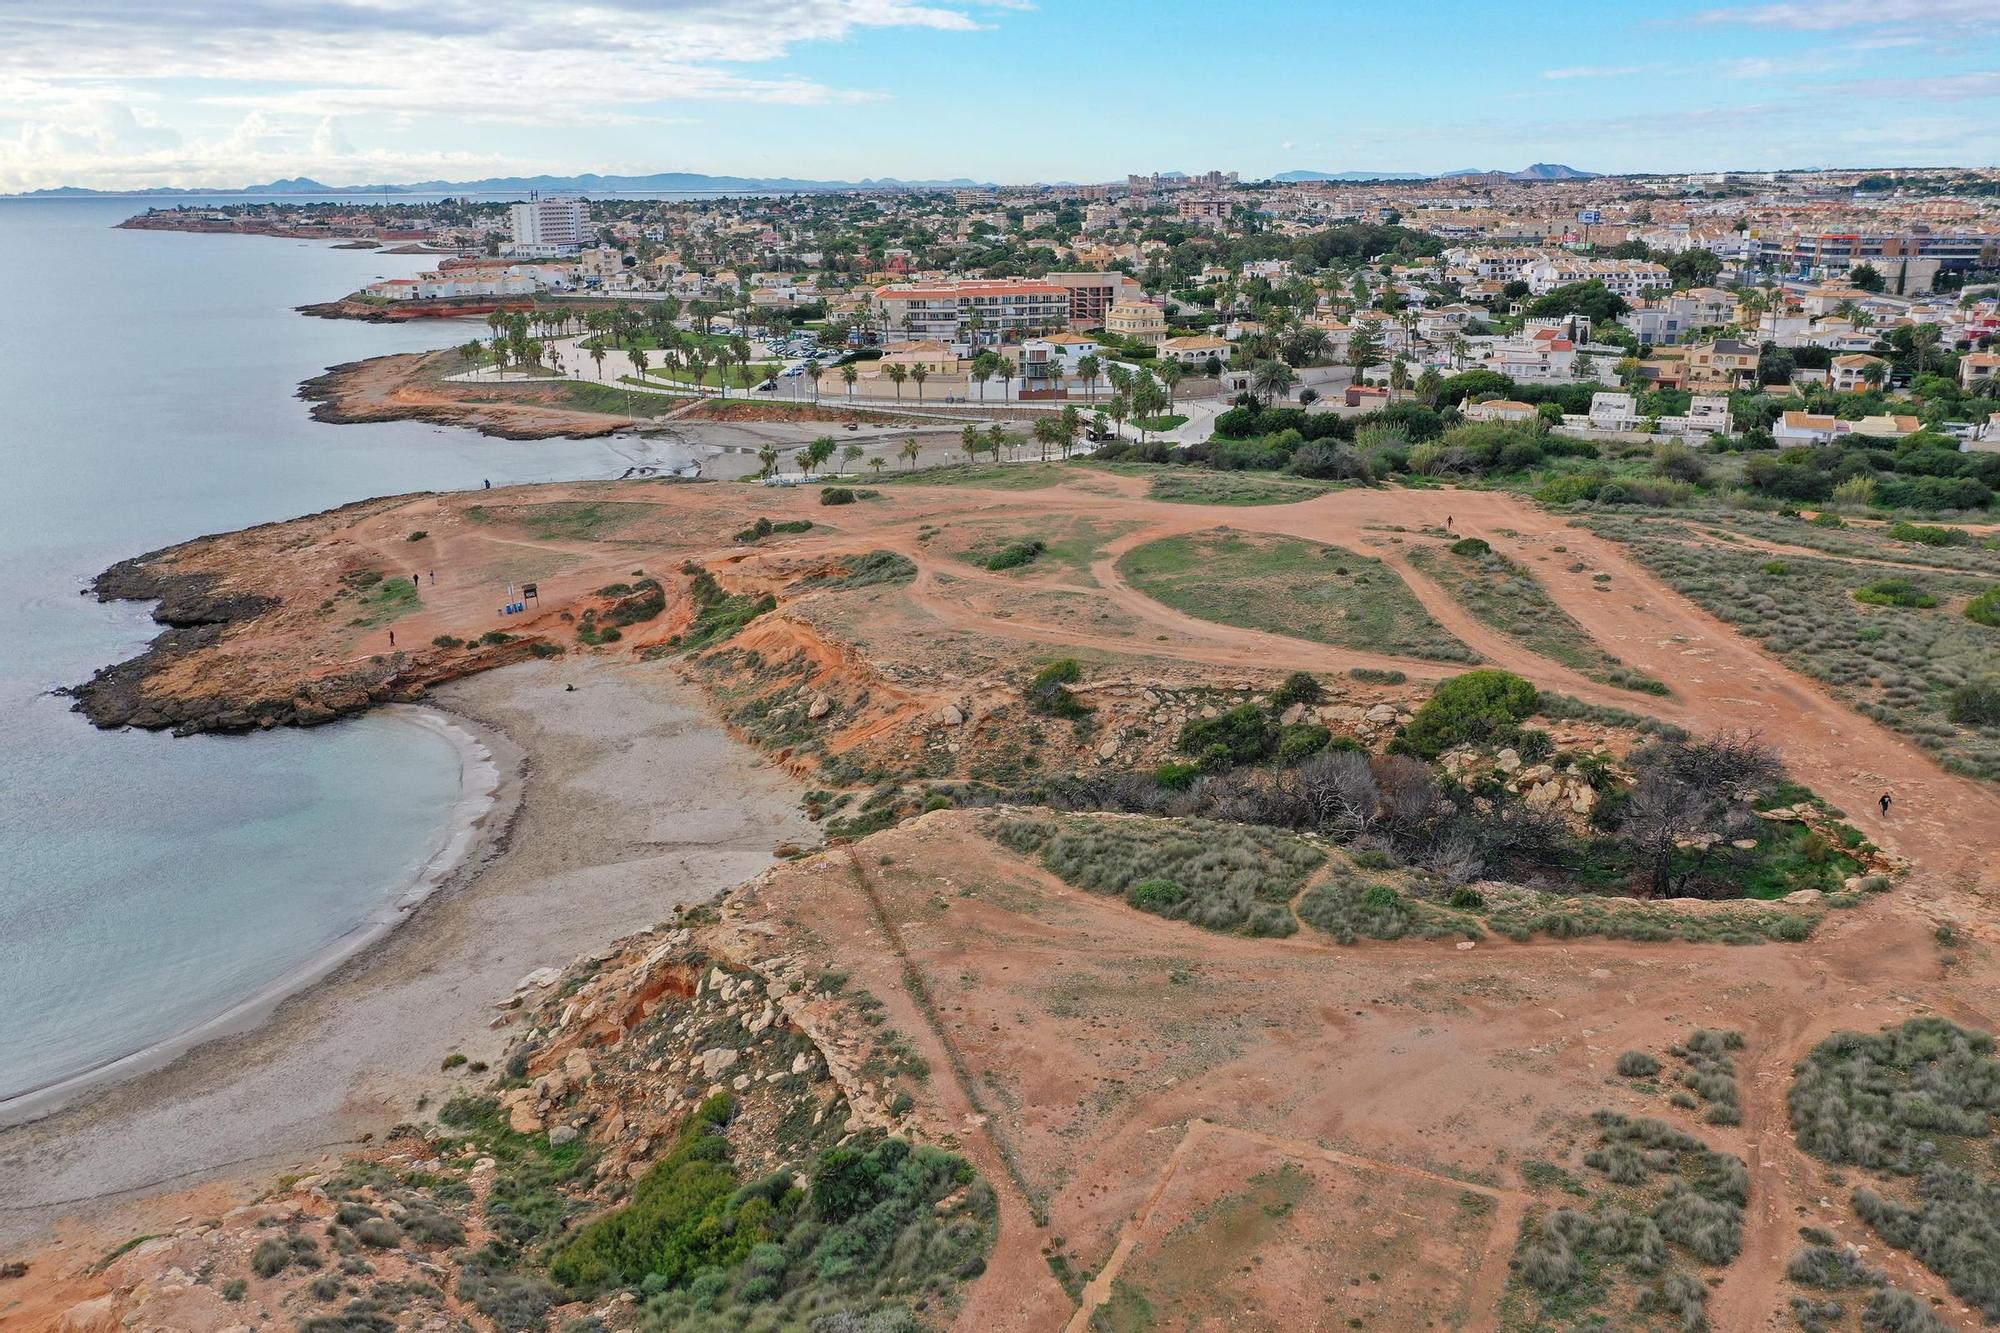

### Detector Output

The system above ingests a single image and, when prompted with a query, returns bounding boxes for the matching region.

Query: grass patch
[1146,471,1335,506]
[465,500,652,542]
[1118,530,1476,662]
[991,813,1322,938]
[1406,544,1668,695]
[798,549,916,591]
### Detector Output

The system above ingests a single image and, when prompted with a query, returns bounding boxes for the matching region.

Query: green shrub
[1154,761,1201,789]
[1762,560,1789,575]
[1617,1051,1662,1078]
[548,1095,749,1291]
[1126,879,1189,912]
[1788,1018,2000,1174]
[406,530,427,542]
[1276,723,1332,763]
[431,634,464,648]
[1396,670,1540,758]
[819,487,856,506]
[1269,671,1323,710]
[1026,659,1091,719]
[1177,703,1278,767]
[1449,536,1492,557]
[1949,676,2000,726]
[1853,578,1938,609]
[1966,589,2000,629]
[1886,522,1967,547]
[985,539,1046,571]
[1349,667,1406,685]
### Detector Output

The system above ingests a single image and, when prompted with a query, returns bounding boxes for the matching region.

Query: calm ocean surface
[0,196,653,1103]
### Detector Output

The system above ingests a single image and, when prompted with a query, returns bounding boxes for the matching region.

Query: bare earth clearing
[11,465,2000,1331]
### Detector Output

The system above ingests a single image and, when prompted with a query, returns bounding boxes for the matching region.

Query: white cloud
[1540,64,1660,80]
[0,0,1003,189]
[1687,0,1997,29]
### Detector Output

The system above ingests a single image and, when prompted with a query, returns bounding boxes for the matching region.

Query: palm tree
[736,364,758,396]
[756,443,780,478]
[987,423,1006,462]
[996,356,1016,401]
[971,353,995,402]
[1251,359,1296,406]
[911,364,928,402]
[803,357,822,402]
[1450,333,1470,370]
[589,342,607,381]
[458,340,482,375]
[1077,352,1101,401]
[489,334,508,376]
[1060,405,1082,456]
[1861,360,1888,392]
[1157,359,1185,418]
[1388,358,1410,403]
[960,423,981,460]
[1108,391,1130,437]
[900,437,922,470]
[713,349,732,398]
[842,364,859,402]
[1911,323,1943,376]
[887,363,909,400]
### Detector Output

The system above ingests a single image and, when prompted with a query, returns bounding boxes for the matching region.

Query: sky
[1,0,1996,193]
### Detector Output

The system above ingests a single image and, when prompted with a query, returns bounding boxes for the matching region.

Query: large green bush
[1950,676,2000,726]
[1967,588,2000,628]
[1396,670,1540,758]
[1853,577,1939,609]
[1176,703,1278,767]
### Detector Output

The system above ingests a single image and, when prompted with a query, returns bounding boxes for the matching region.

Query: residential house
[1829,354,1888,394]
[1685,338,1760,392]
[1685,395,1732,437]
[876,280,1070,341]
[1016,332,1100,383]
[1963,351,2000,390]
[1105,299,1167,346]
[1463,399,1539,424]
[1157,333,1231,367]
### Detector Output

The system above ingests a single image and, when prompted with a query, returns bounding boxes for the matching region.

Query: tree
[1076,352,1102,401]
[1032,415,1062,461]
[996,356,1016,401]
[713,349,732,398]
[1347,326,1384,382]
[802,356,822,401]
[842,442,864,475]
[960,423,981,460]
[870,456,886,477]
[589,341,607,381]
[1251,358,1297,406]
[842,363,859,402]
[971,352,996,401]
[1060,404,1083,456]
[1157,359,1185,417]
[887,363,909,400]
[986,423,1006,462]
[1911,322,1943,376]
[900,437,922,470]
[458,339,482,375]
[490,334,509,374]
[1388,358,1410,403]
[802,436,836,478]
[911,364,929,401]
[1861,360,1888,391]
[756,443,779,478]
[1850,262,1885,293]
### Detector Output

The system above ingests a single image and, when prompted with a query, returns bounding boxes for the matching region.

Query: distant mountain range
[9,171,995,199]
[14,163,1601,199]
[1276,163,1599,183]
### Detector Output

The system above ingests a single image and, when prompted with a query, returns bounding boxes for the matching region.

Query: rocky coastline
[297,354,626,439]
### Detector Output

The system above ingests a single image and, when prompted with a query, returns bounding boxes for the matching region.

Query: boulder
[806,693,833,720]
[1784,889,1824,905]
[508,1102,545,1134]
[514,966,562,992]
[58,1297,118,1333]
[549,1125,579,1147]
[699,1047,740,1079]
[1494,747,1522,773]
[935,704,965,727]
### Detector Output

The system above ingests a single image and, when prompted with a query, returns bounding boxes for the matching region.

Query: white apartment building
[1521,257,1672,300]
[875,280,1070,341]
[509,196,589,254]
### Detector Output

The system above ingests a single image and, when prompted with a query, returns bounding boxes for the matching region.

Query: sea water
[0,196,647,1103]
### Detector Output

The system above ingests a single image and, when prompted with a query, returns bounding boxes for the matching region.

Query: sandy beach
[0,655,812,1253]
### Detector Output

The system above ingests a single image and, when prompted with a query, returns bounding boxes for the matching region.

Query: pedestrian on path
[1446,515,1453,531]
[1880,791,1892,817]
[388,630,396,648]
[428,569,435,584]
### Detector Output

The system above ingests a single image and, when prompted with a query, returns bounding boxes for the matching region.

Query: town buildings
[508,196,589,256]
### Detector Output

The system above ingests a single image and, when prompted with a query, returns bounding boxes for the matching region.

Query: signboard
[522,582,540,602]
[1579,209,1602,225]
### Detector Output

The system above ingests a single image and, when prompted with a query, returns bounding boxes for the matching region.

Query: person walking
[388,630,396,647]
[428,569,435,584]
[1879,791,1892,817]
[1445,515,1453,531]
[483,478,492,489]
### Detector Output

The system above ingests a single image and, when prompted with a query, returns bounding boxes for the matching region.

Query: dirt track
[68,465,2000,1330]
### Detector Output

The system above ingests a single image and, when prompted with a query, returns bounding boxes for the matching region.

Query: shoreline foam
[0,705,507,1130]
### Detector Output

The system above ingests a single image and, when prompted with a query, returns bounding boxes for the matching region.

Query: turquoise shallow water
[0,197,646,1101]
